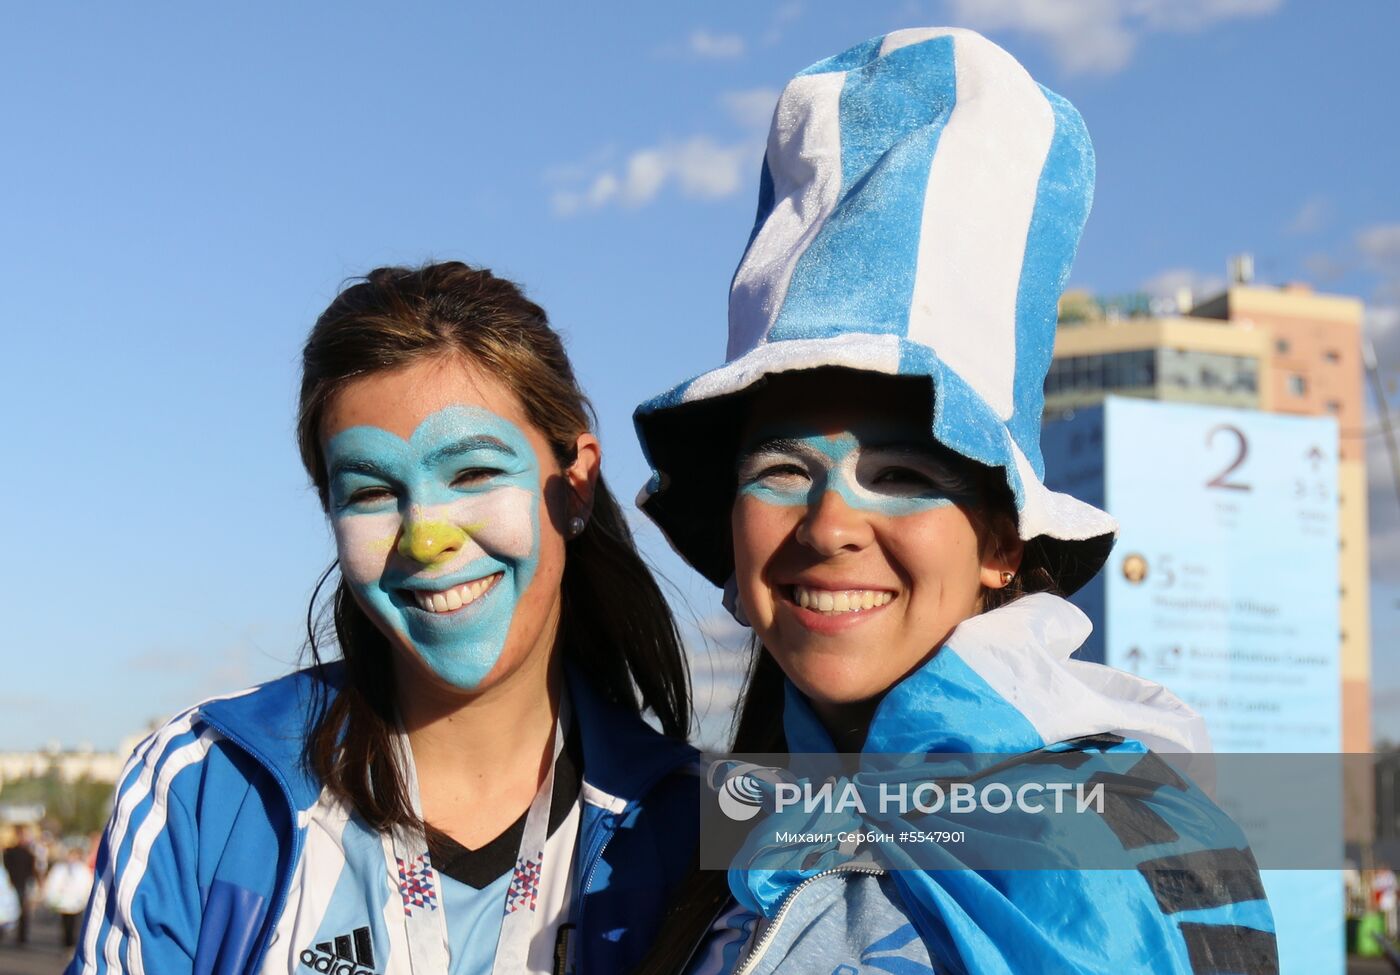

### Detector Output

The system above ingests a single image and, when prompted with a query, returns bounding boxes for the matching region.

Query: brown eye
[740,462,807,486]
[875,467,930,485]
[452,467,504,487]
[345,486,394,506]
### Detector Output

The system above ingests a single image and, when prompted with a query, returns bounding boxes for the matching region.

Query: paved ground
[0,911,73,975]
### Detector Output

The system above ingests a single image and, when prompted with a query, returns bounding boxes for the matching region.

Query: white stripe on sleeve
[115,727,223,975]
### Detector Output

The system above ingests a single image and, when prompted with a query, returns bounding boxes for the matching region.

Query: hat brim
[634,333,1117,596]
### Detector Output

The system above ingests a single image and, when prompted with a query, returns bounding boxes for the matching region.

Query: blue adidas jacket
[66,662,698,975]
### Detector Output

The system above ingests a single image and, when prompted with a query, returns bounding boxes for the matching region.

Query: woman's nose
[397,510,468,566]
[794,486,873,556]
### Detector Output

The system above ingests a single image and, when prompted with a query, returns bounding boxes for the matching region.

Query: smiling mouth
[404,572,503,614]
[789,584,895,614]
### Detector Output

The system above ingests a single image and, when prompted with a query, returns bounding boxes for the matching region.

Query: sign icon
[1121,553,1149,585]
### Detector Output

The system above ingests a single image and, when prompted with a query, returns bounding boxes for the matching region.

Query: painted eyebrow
[423,436,517,467]
[328,437,516,480]
[735,438,810,475]
[739,437,808,457]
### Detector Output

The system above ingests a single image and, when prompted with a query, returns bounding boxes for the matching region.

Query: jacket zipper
[733,863,886,975]
[563,752,700,973]
[575,812,616,931]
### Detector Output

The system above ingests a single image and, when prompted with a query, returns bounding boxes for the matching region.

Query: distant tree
[0,761,114,835]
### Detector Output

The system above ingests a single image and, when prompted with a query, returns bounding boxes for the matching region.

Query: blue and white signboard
[1043,396,1343,974]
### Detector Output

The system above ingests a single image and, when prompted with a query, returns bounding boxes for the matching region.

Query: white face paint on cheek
[332,485,539,589]
[398,487,538,579]
[333,511,401,586]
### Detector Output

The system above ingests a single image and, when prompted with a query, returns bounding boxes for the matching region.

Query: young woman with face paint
[632,28,1276,975]
[69,263,698,975]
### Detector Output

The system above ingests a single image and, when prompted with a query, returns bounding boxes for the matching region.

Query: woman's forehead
[321,354,529,444]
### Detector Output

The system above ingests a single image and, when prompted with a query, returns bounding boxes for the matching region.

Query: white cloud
[945,0,1282,75]
[1360,224,1400,271]
[550,89,770,216]
[1359,224,1400,327]
[689,28,745,59]
[761,2,804,46]
[1370,305,1400,339]
[722,88,781,131]
[551,136,759,216]
[1285,197,1330,236]
[540,145,618,185]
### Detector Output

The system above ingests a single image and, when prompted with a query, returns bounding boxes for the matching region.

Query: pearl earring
[567,516,586,539]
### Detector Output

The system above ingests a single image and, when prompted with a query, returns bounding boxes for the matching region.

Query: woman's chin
[777,651,902,713]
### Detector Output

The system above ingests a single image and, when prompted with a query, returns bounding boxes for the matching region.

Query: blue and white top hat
[634,27,1117,594]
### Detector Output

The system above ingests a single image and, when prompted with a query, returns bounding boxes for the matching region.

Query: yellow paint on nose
[398,519,469,566]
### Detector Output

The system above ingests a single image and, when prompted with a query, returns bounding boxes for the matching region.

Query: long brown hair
[297,261,691,832]
[631,454,1062,975]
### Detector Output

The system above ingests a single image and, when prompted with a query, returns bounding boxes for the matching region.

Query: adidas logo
[299,925,379,974]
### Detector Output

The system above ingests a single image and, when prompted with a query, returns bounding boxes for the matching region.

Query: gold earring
[1000,570,1014,586]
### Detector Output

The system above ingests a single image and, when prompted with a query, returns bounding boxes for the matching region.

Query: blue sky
[3,1,1399,750]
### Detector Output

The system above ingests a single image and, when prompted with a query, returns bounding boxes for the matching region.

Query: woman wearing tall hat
[633,28,1277,975]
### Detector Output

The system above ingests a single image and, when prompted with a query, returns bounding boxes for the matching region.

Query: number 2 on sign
[1205,424,1251,492]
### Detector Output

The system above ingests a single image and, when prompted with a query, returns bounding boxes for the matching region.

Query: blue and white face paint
[736,432,979,517]
[325,405,541,690]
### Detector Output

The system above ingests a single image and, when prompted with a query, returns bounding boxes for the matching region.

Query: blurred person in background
[44,845,93,948]
[2,824,39,946]
[0,828,20,942]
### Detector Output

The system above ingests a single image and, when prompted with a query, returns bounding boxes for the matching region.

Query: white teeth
[791,585,894,615]
[409,573,502,614]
